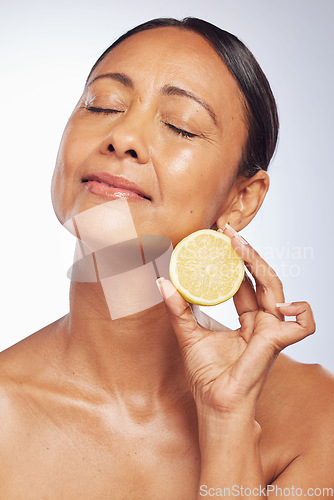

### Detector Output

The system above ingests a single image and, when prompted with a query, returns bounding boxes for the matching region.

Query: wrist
[196,399,258,431]
[197,406,261,451]
[198,417,264,490]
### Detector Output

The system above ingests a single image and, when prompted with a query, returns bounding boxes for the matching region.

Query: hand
[157,224,316,418]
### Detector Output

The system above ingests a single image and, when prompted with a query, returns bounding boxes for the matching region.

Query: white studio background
[1,0,333,370]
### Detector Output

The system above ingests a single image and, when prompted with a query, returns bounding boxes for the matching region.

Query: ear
[215,170,270,231]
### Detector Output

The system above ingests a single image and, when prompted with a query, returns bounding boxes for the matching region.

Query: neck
[63,280,189,402]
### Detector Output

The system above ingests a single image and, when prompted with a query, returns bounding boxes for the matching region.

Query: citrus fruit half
[169,229,244,306]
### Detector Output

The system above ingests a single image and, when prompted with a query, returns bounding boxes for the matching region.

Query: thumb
[156,277,200,347]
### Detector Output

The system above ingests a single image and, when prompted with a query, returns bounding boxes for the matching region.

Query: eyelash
[85,107,198,139]
[85,106,121,115]
[163,122,197,139]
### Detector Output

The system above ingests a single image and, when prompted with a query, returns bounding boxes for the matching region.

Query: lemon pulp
[169,229,244,306]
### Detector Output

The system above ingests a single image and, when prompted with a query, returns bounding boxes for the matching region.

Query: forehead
[92,27,226,74]
[88,27,245,126]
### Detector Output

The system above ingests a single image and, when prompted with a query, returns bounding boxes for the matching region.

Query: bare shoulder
[0,317,67,432]
[261,353,334,419]
[258,353,334,483]
[0,316,66,380]
[195,310,334,439]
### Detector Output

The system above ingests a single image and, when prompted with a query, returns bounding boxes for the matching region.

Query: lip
[81,172,151,201]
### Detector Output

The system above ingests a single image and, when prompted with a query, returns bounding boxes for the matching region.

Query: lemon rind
[169,229,245,306]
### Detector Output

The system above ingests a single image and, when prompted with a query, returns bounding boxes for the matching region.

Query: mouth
[81,172,151,201]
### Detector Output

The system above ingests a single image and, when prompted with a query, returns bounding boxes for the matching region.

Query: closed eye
[85,106,122,115]
[85,108,198,138]
[163,122,198,139]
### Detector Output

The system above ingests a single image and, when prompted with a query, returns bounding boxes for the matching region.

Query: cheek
[159,144,232,210]
[51,143,69,223]
[155,145,234,239]
[51,120,94,222]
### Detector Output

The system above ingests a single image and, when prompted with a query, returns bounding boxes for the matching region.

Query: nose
[99,110,150,164]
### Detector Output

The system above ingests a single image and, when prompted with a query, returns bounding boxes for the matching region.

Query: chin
[61,198,140,252]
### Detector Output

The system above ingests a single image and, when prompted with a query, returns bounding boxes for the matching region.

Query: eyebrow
[87,73,217,125]
[161,85,217,125]
[87,72,134,88]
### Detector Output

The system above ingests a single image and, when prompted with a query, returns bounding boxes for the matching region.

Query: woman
[0,17,333,499]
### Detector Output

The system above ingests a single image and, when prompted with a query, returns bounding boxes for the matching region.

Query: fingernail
[276,302,292,307]
[156,277,163,295]
[224,223,248,245]
[219,223,234,233]
[235,233,248,245]
[156,278,177,299]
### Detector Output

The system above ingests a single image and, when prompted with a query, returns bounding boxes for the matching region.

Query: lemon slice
[169,229,244,306]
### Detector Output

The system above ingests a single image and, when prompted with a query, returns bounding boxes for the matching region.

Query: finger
[229,301,316,395]
[276,301,316,348]
[222,224,284,320]
[233,269,258,317]
[232,271,258,342]
[156,278,201,348]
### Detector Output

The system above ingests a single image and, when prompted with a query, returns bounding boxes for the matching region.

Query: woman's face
[52,27,248,246]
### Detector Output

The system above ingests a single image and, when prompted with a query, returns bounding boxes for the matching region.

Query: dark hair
[87,17,279,178]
